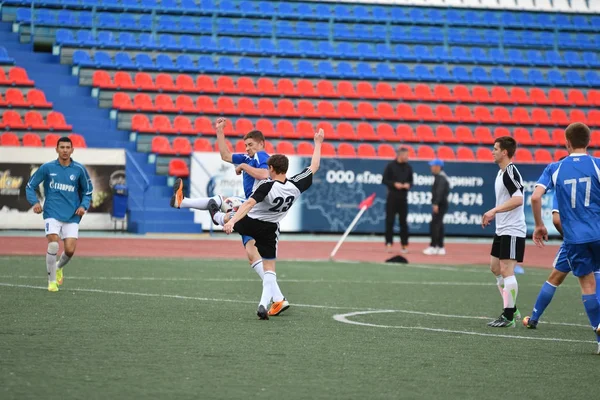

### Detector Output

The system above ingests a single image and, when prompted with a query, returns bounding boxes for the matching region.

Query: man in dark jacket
[423,159,450,256]
[382,147,413,253]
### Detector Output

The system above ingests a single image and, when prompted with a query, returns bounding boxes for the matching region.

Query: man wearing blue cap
[423,159,450,256]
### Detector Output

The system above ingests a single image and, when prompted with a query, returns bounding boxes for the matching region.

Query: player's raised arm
[25,164,46,212]
[309,128,324,174]
[215,117,233,163]
[77,164,94,215]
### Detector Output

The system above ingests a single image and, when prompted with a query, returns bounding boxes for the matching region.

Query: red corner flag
[330,193,377,260]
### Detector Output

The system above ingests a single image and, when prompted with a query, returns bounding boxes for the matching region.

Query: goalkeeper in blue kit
[26,137,93,292]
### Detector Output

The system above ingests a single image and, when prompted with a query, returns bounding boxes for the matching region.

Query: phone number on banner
[407,191,484,206]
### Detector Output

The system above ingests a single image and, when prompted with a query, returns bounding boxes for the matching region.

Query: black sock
[503,307,515,321]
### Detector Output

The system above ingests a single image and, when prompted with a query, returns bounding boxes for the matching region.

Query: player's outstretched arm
[25,164,46,212]
[215,117,233,163]
[309,128,324,174]
[77,165,94,216]
[531,185,548,247]
[223,198,257,234]
[237,164,270,180]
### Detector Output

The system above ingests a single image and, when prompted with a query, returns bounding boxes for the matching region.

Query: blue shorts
[553,244,571,274]
[241,235,254,247]
[565,241,600,277]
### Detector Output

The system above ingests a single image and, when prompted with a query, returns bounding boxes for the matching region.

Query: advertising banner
[0,148,126,230]
[190,152,558,237]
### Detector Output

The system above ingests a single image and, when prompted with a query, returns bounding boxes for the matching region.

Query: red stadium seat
[417,145,435,160]
[296,121,315,139]
[317,80,337,98]
[589,111,600,127]
[554,149,569,161]
[132,114,152,132]
[474,127,494,144]
[216,76,236,94]
[357,102,376,119]
[377,143,396,158]
[44,133,60,147]
[531,108,552,125]
[552,129,566,146]
[549,109,569,126]
[514,148,533,163]
[415,104,436,121]
[193,138,212,152]
[455,105,477,123]
[155,94,176,112]
[395,83,416,100]
[588,90,600,107]
[532,128,554,146]
[509,87,531,105]
[175,95,196,113]
[254,77,277,96]
[474,106,494,123]
[529,88,551,105]
[512,107,532,124]
[356,122,378,140]
[591,131,600,147]
[155,73,175,91]
[453,85,472,102]
[321,142,337,156]
[433,84,454,102]
[173,116,196,135]
[316,122,338,140]
[168,159,190,177]
[376,103,397,120]
[415,125,435,142]
[456,146,475,161]
[336,101,356,119]
[22,132,42,147]
[493,106,513,123]
[235,118,254,136]
[175,74,196,92]
[134,72,155,90]
[153,115,176,134]
[297,141,314,156]
[513,128,535,145]
[151,136,174,154]
[9,67,34,85]
[396,124,417,142]
[92,70,113,88]
[0,93,4,107]
[25,111,47,130]
[274,78,294,97]
[297,100,319,118]
[414,84,435,101]
[0,69,6,85]
[534,149,553,163]
[569,109,587,125]
[375,82,396,100]
[236,98,258,115]
[435,125,458,143]
[437,145,455,160]
[276,99,298,117]
[196,96,217,113]
[356,82,377,99]
[0,132,20,146]
[265,141,275,154]
[567,89,587,106]
[133,93,154,111]
[337,81,358,98]
[114,71,135,90]
[28,90,52,108]
[455,126,478,144]
[397,103,417,121]
[172,137,192,155]
[472,86,491,103]
[69,133,86,148]
[214,139,234,153]
[276,141,295,155]
[337,142,356,157]
[296,79,315,97]
[476,147,494,161]
[548,89,569,106]
[47,112,72,131]
[357,143,376,157]
[217,96,237,115]
[491,87,510,104]
[494,127,511,139]
[336,122,357,140]
[317,101,338,118]
[238,77,260,95]
[376,123,398,141]
[255,119,276,137]
[435,105,456,122]
[196,75,218,93]
[276,120,299,139]
[5,88,27,106]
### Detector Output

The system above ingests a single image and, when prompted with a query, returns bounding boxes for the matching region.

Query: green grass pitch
[0,255,598,400]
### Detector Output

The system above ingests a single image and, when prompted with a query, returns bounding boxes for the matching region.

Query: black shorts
[234,216,279,260]
[490,235,525,262]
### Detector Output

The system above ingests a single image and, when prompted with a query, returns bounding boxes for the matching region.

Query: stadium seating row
[148,135,575,164]
[1,110,72,130]
[73,52,600,87]
[0,67,35,86]
[130,114,598,147]
[115,95,600,127]
[93,72,600,107]
[57,31,600,68]
[12,4,600,31]
[0,132,86,147]
[0,89,52,107]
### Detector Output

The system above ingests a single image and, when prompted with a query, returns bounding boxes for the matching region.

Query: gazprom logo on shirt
[49,179,75,192]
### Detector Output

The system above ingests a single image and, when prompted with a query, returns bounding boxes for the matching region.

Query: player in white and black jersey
[208,129,324,320]
[481,136,527,328]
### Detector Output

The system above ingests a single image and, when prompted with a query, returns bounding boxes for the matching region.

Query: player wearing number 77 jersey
[531,122,600,354]
[208,129,324,320]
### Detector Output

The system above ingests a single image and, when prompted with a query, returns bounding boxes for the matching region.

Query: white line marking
[333,310,595,344]
[0,282,588,328]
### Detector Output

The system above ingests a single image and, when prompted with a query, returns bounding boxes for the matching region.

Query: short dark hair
[267,154,288,174]
[244,130,265,143]
[494,136,517,158]
[57,136,72,147]
[565,122,590,149]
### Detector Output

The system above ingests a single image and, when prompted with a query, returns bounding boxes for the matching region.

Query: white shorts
[44,218,79,239]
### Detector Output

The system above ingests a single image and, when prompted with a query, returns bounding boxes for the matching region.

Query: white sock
[260,271,276,308]
[213,211,226,226]
[271,277,285,303]
[495,274,504,301]
[503,275,518,309]
[251,259,265,280]
[56,253,71,269]
[180,195,222,210]
[46,242,59,282]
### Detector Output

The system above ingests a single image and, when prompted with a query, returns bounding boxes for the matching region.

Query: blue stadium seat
[337,62,355,79]
[257,1,276,17]
[138,15,153,30]
[299,40,319,58]
[429,9,445,25]
[36,9,55,26]
[453,67,470,83]
[394,44,414,62]
[564,51,585,67]
[16,8,32,23]
[583,52,600,68]
[337,42,359,59]
[409,8,427,25]
[471,48,490,64]
[372,6,390,22]
[353,6,370,22]
[491,68,511,85]
[450,47,471,63]
[56,29,76,46]
[238,38,258,54]
[219,0,238,15]
[545,51,567,67]
[566,71,585,87]
[506,49,527,66]
[313,22,331,39]
[156,54,175,71]
[98,31,118,48]
[94,51,114,68]
[98,13,118,29]
[375,44,393,61]
[277,39,300,57]
[198,0,217,13]
[135,54,154,69]
[58,10,76,27]
[139,34,157,49]
[120,14,137,31]
[318,61,336,78]
[447,28,464,46]
[318,42,337,58]
[239,1,259,17]
[414,65,434,81]
[115,52,134,68]
[118,32,139,49]
[277,60,296,77]
[503,31,522,47]
[281,2,300,18]
[433,66,454,82]
[333,24,354,41]
[547,70,566,86]
[510,69,528,85]
[156,0,176,10]
[483,12,501,27]
[448,9,465,25]
[395,65,413,80]
[334,5,353,21]
[375,64,396,80]
[356,62,376,79]
[576,34,596,51]
[159,34,179,51]
[471,67,493,84]
[554,15,572,31]
[196,36,216,52]
[501,12,520,28]
[557,33,574,50]
[178,35,199,51]
[315,4,331,19]
[238,58,256,74]
[357,44,378,60]
[526,50,548,67]
[521,13,541,29]
[217,19,237,36]
[276,21,294,37]
[256,20,272,36]
[528,70,547,86]
[101,0,120,8]
[73,50,93,67]
[390,27,406,43]
[218,57,237,74]
[258,59,278,76]
[414,45,435,63]
[197,56,215,72]
[572,16,592,32]
[217,37,236,53]
[297,60,319,78]
[585,71,600,87]
[176,55,196,72]
[236,19,255,36]
[391,8,409,23]
[489,49,506,65]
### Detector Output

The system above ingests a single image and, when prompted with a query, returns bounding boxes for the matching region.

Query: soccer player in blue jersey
[531,122,600,352]
[170,118,281,303]
[25,136,93,292]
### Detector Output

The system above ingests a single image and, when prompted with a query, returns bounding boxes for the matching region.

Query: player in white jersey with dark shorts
[482,136,527,327]
[208,129,324,320]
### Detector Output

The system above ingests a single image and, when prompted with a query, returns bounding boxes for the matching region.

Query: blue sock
[595,272,600,301]
[582,294,600,342]
[531,282,557,322]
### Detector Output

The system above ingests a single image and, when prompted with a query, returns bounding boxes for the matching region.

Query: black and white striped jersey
[494,162,526,237]
[249,167,313,223]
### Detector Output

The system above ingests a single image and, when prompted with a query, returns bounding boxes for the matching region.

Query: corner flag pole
[329,193,376,260]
